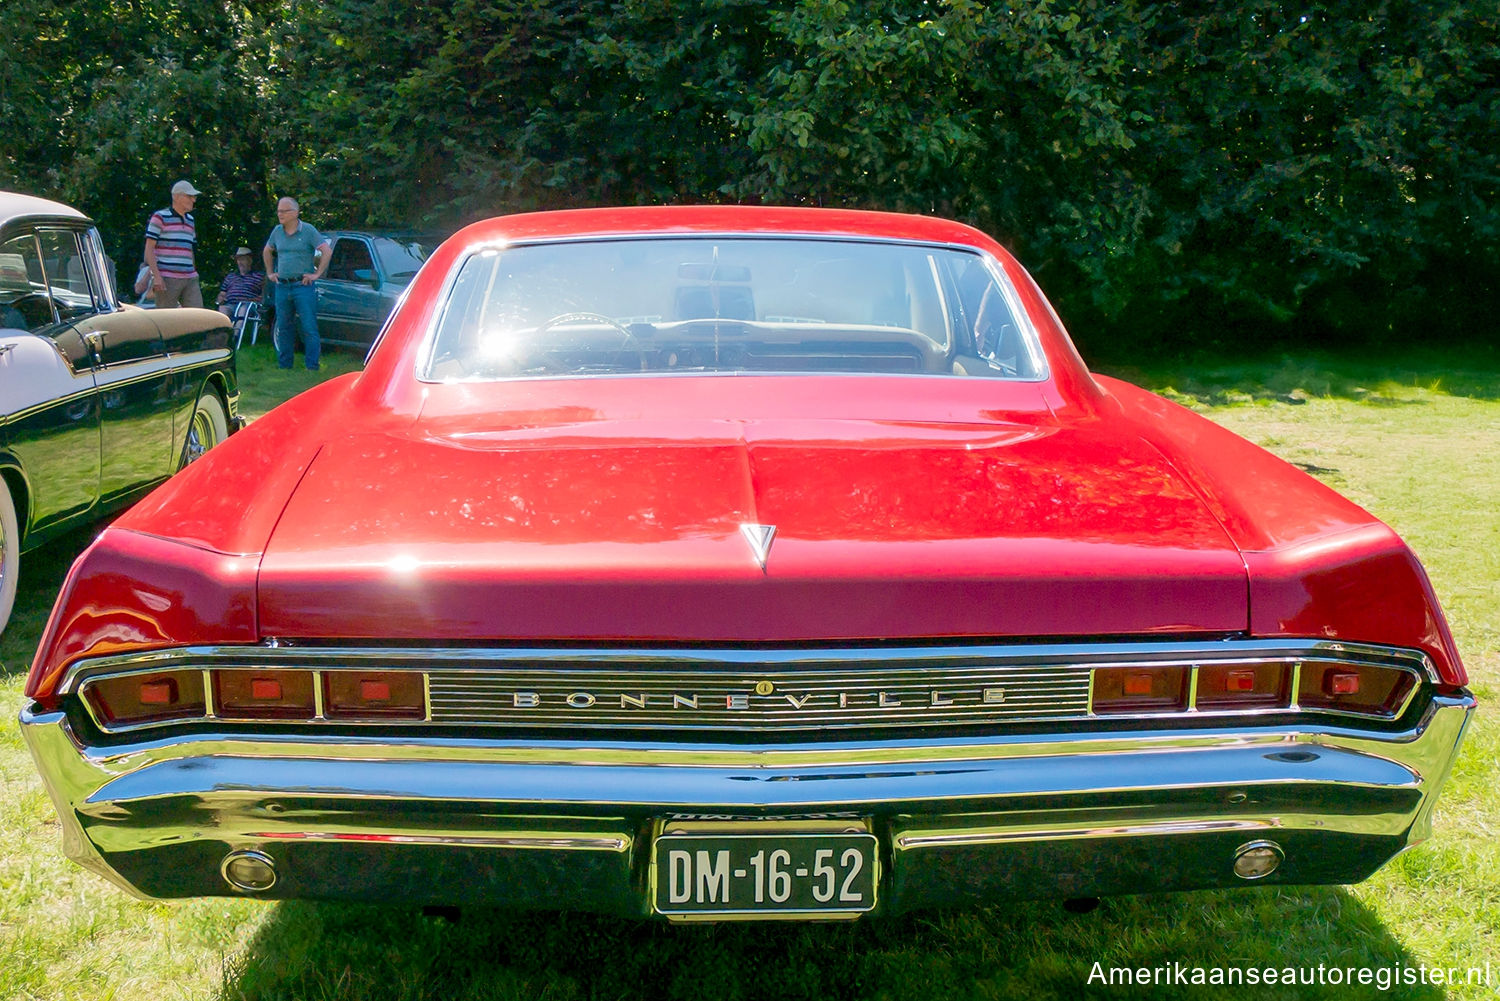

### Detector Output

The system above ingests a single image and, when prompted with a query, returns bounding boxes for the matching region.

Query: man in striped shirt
[216,247,266,317]
[144,179,202,308]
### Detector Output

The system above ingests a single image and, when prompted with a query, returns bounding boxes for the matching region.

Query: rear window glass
[422,237,1044,381]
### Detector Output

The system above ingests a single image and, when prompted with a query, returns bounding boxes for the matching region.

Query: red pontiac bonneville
[21,207,1474,920]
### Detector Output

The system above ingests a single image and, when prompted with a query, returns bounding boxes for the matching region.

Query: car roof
[447,205,1008,255]
[0,191,89,227]
[353,203,1108,413]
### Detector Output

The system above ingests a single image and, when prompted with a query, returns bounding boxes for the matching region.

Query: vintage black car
[0,191,240,635]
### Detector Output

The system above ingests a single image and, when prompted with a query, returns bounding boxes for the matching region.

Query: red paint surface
[253,410,1247,640]
[24,207,1469,697]
[26,530,258,705]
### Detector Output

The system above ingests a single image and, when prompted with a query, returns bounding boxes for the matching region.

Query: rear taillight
[1196,663,1291,711]
[323,671,425,720]
[1298,663,1415,716]
[84,670,206,726]
[1092,666,1189,714]
[213,669,317,720]
[1089,660,1418,718]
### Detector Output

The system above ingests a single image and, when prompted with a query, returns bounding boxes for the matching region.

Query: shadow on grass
[220,890,1448,1001]
[1096,346,1500,408]
[0,528,88,679]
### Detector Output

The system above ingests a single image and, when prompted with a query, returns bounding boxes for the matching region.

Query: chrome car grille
[425,663,1094,730]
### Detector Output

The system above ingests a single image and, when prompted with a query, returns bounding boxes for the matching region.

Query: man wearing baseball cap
[144,179,203,308]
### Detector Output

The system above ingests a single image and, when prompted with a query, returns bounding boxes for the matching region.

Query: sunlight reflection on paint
[388,553,421,576]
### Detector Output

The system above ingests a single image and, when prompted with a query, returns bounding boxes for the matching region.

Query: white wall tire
[180,390,229,469]
[0,477,18,638]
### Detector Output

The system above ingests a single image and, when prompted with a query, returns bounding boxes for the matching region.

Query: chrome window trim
[63,639,1434,736]
[1,228,59,327]
[413,234,1051,386]
[86,227,118,311]
[33,227,95,320]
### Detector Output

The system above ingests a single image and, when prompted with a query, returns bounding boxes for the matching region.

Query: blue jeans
[273,280,320,369]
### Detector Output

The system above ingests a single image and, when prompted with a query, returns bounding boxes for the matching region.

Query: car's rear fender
[1100,376,1467,687]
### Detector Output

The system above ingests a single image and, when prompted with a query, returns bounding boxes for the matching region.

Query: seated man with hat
[217,246,267,318]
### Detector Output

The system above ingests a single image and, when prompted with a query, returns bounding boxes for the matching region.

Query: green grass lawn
[1,347,1495,1000]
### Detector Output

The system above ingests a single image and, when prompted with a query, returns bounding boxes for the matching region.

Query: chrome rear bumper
[20,693,1474,915]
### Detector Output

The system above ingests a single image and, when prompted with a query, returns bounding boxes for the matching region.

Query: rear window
[373,237,429,280]
[422,237,1045,381]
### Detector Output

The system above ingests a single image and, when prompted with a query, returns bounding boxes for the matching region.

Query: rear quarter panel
[1099,375,1466,685]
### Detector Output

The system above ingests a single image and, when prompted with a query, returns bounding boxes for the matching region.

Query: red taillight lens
[84,671,205,726]
[139,679,178,705]
[324,671,424,720]
[1324,671,1360,696]
[1196,663,1292,711]
[1093,666,1189,714]
[214,670,316,719]
[1299,664,1414,716]
[250,677,283,701]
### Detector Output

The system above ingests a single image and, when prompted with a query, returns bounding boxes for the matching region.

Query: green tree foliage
[1,0,276,288]
[1111,3,1500,348]
[2,1,1495,353]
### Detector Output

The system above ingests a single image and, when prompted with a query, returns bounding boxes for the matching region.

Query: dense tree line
[3,1,1495,357]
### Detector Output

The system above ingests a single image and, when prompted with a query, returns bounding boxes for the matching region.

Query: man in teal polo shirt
[263,196,332,370]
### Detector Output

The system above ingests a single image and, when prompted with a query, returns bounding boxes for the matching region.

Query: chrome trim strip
[57,638,1441,689]
[23,694,1475,782]
[1,350,231,423]
[1,384,97,424]
[250,831,630,852]
[59,639,1437,736]
[896,818,1293,850]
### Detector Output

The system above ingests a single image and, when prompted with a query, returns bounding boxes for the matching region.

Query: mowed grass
[1,347,1495,1000]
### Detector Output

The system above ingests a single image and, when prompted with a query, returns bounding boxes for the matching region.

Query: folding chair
[230,300,262,349]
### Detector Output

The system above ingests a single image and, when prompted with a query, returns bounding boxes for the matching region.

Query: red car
[21,207,1473,920]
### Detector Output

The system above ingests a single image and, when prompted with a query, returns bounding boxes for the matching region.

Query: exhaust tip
[1233,840,1283,880]
[221,849,277,892]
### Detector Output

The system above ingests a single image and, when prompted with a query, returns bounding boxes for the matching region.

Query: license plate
[652,830,878,918]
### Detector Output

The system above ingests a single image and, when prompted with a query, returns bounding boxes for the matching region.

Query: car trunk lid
[256,417,1248,641]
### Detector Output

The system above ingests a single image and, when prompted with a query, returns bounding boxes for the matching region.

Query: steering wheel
[3,293,57,330]
[535,312,645,372]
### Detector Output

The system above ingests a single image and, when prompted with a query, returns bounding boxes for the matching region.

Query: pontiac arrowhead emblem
[739,523,777,571]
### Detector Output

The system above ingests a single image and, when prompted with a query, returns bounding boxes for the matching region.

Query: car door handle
[82,330,108,365]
